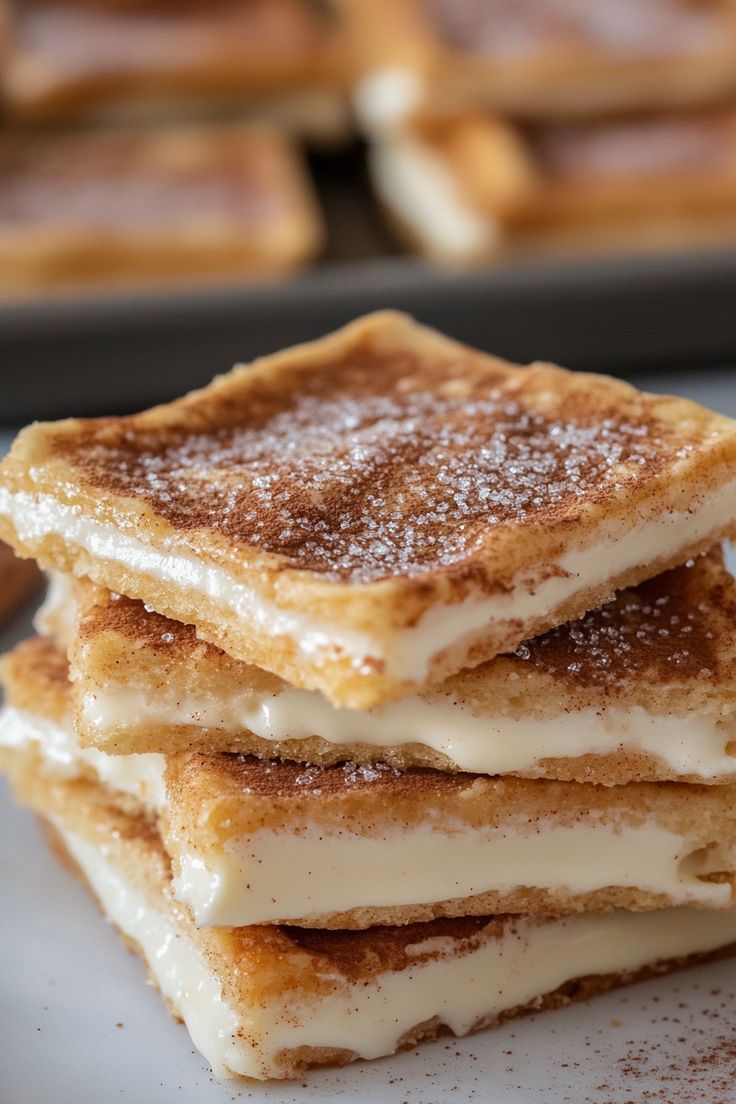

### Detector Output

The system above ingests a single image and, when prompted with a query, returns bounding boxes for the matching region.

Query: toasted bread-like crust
[345,0,736,123]
[374,109,736,263]
[3,313,736,707]
[1,635,70,728]
[67,550,736,786]
[8,753,736,1080]
[0,123,323,296]
[2,0,348,127]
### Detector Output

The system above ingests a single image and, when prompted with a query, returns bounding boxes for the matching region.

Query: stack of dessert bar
[3,311,736,1080]
[344,0,736,263]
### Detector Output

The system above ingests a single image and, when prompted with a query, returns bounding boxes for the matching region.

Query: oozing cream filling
[83,684,736,780]
[57,828,243,1079]
[56,824,736,1080]
[171,818,734,926]
[2,479,735,684]
[368,137,497,259]
[0,705,166,810]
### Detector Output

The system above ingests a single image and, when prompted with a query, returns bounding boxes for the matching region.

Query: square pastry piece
[370,109,736,263]
[3,312,736,707]
[8,756,736,1080]
[349,0,736,130]
[63,549,736,787]
[2,0,348,138]
[0,123,322,296]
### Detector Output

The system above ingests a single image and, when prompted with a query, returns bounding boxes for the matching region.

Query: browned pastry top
[517,552,727,689]
[176,751,472,798]
[530,112,736,181]
[284,913,511,980]
[49,337,703,583]
[0,129,293,229]
[423,0,730,58]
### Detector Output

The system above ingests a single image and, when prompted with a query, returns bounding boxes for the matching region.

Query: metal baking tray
[2,147,736,422]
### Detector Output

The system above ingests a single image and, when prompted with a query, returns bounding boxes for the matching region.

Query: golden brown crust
[0,123,323,296]
[2,0,348,125]
[1,635,70,726]
[10,756,736,1079]
[4,313,736,707]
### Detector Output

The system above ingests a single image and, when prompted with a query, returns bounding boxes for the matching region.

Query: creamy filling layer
[83,683,736,780]
[56,823,736,1079]
[171,818,733,926]
[2,479,735,684]
[0,705,166,810]
[368,136,497,259]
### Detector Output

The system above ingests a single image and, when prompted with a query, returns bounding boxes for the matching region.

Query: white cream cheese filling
[57,827,244,1079]
[2,477,735,684]
[0,705,166,810]
[83,682,736,780]
[172,818,734,926]
[56,823,736,1079]
[368,136,497,259]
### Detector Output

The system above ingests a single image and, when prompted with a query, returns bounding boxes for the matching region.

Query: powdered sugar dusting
[65,347,694,583]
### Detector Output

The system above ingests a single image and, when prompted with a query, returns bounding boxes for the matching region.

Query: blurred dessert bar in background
[1,0,350,138]
[0,123,323,293]
[349,0,736,130]
[369,108,736,262]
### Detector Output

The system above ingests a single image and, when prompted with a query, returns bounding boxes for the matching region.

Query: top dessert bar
[2,311,736,708]
[347,0,736,129]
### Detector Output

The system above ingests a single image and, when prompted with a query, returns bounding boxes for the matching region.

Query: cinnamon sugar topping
[515,556,725,687]
[60,345,695,583]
